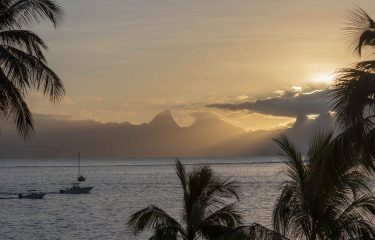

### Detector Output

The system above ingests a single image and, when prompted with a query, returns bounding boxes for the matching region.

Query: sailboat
[60,153,93,194]
[77,152,86,182]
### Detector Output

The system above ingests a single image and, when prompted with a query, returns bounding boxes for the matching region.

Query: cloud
[207,88,330,117]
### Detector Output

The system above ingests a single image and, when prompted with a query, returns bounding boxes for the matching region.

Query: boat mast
[77,152,86,182]
[78,152,81,178]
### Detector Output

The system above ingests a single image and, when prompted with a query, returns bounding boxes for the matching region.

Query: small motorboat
[60,183,93,194]
[19,190,46,199]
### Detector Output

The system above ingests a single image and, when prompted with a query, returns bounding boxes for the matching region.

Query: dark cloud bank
[207,89,330,117]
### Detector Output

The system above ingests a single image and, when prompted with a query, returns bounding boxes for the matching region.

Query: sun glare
[311,73,334,85]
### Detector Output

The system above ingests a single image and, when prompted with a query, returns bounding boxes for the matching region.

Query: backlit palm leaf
[127,159,242,240]
[273,132,375,240]
[330,8,375,175]
[0,0,64,137]
[345,7,375,56]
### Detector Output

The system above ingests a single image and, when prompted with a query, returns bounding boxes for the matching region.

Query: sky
[26,0,375,131]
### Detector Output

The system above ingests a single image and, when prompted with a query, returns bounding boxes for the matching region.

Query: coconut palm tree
[330,8,375,173]
[0,0,64,137]
[273,132,375,240]
[127,159,243,240]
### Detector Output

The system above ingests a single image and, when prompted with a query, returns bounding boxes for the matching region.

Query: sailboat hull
[60,186,93,194]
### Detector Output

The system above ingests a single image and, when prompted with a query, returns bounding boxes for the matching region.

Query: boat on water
[60,153,93,194]
[19,190,46,199]
[77,152,86,182]
[60,183,93,194]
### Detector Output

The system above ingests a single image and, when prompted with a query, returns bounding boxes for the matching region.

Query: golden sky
[27,0,375,131]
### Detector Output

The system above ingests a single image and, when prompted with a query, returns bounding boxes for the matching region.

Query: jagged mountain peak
[148,110,179,128]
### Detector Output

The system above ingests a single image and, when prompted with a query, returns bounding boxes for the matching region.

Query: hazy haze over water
[0,157,283,240]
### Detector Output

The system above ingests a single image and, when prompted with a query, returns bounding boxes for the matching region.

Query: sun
[311,72,334,85]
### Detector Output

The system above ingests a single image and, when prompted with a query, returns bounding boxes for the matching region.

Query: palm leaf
[0,0,63,29]
[0,67,33,137]
[0,30,47,60]
[128,161,242,240]
[127,205,182,235]
[274,134,305,187]
[330,68,375,128]
[202,203,243,227]
[344,7,375,56]
[273,133,375,240]
[3,46,64,102]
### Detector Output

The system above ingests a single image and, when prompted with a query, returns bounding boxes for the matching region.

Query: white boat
[19,190,46,199]
[60,183,93,194]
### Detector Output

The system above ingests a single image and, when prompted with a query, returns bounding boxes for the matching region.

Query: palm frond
[176,159,188,193]
[202,203,243,228]
[183,165,213,228]
[329,119,375,174]
[344,7,375,56]
[184,164,240,228]
[274,134,305,187]
[202,176,240,209]
[202,225,249,240]
[340,170,372,196]
[273,133,375,240]
[337,195,375,222]
[0,46,29,91]
[0,30,47,61]
[3,46,65,102]
[148,224,181,240]
[272,186,293,236]
[128,161,241,240]
[330,67,375,128]
[0,68,33,137]
[355,60,375,71]
[360,127,375,172]
[306,130,333,167]
[248,223,289,240]
[0,1,63,137]
[127,205,182,235]
[0,0,64,29]
[335,212,375,239]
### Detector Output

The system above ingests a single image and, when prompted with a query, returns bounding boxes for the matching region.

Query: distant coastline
[0,110,334,158]
[0,156,282,168]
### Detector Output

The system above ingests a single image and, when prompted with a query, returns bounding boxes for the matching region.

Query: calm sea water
[0,157,284,240]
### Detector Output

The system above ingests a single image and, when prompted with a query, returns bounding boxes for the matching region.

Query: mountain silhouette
[0,110,336,158]
[148,110,179,130]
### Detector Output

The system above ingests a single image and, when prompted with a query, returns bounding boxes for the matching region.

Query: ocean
[0,157,285,240]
